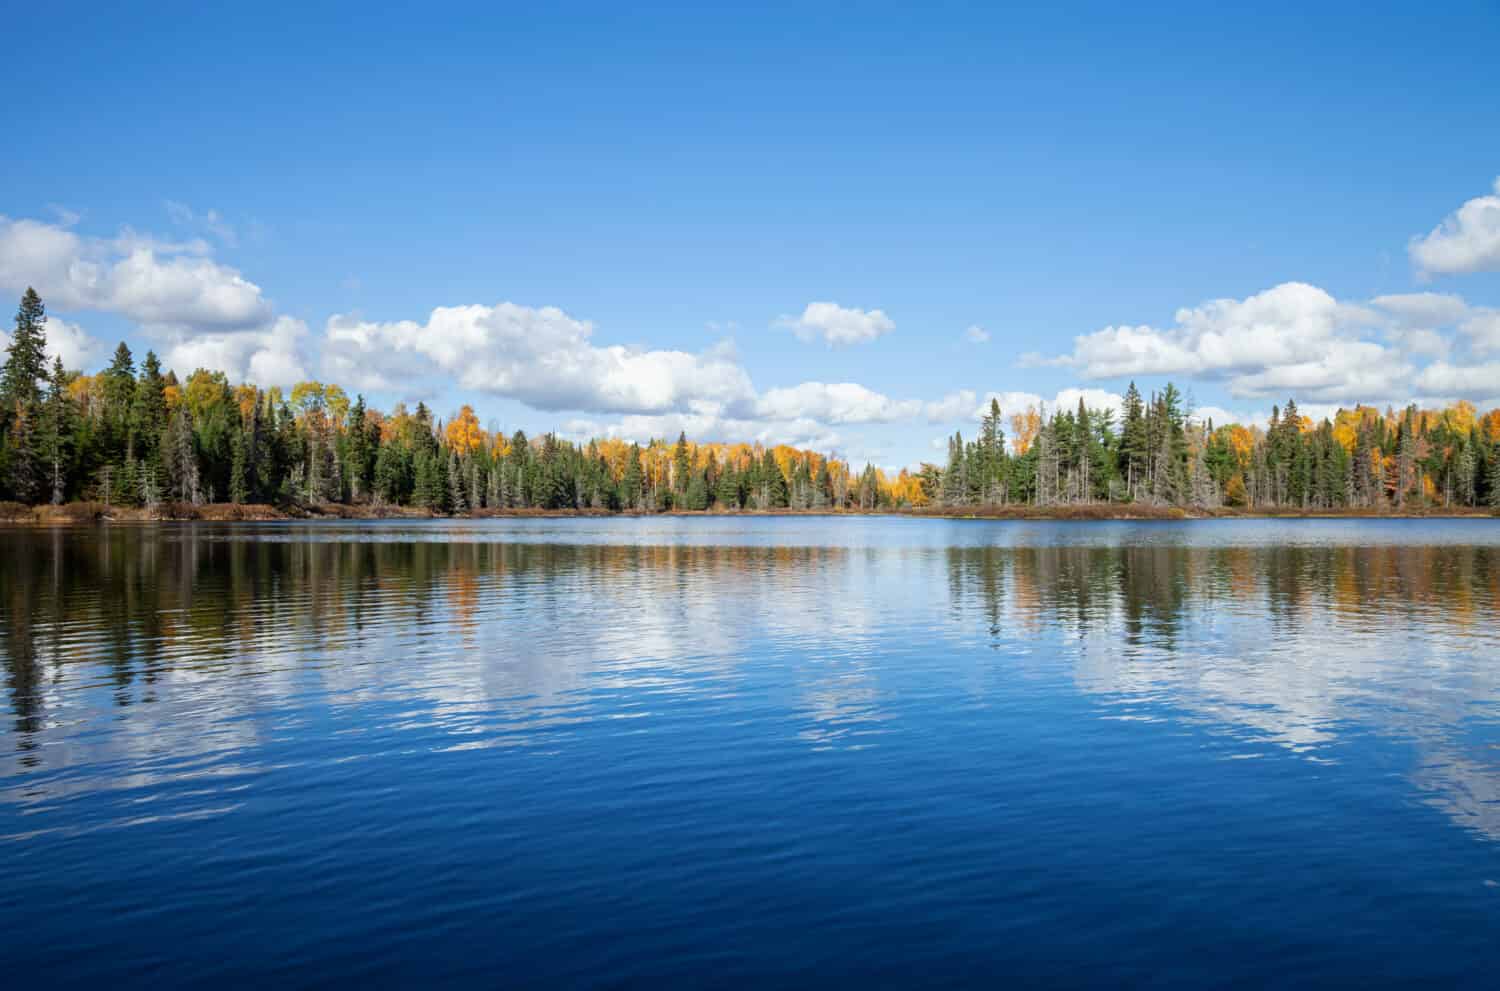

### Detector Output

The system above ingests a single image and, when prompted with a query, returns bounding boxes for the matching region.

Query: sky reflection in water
[2,518,1499,985]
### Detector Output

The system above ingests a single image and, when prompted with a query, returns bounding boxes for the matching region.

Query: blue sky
[3,1,1499,467]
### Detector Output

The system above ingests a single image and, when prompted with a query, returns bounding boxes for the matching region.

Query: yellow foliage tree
[444,405,485,455]
[1010,406,1041,455]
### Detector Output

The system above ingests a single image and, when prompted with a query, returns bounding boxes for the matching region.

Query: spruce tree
[6,399,40,502]
[448,449,466,512]
[102,342,135,455]
[620,444,644,510]
[129,351,168,463]
[229,427,250,504]
[763,450,789,508]
[40,357,77,504]
[1,288,48,416]
[672,431,691,500]
[715,466,739,509]
[1119,382,1147,499]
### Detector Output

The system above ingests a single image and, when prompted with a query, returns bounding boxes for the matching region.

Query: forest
[4,288,1500,515]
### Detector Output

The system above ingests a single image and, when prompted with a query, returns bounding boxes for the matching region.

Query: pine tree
[812,459,830,508]
[1,288,48,417]
[448,449,466,512]
[620,444,644,510]
[40,357,77,504]
[1488,444,1500,509]
[684,471,709,510]
[129,351,168,465]
[672,431,691,500]
[762,450,789,508]
[102,342,135,456]
[164,407,201,504]
[1119,381,1147,499]
[715,466,739,509]
[6,401,40,503]
[229,427,250,504]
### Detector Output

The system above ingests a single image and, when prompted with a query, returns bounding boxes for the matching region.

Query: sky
[2,1,1499,469]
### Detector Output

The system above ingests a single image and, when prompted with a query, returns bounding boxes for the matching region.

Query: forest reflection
[3,526,1499,839]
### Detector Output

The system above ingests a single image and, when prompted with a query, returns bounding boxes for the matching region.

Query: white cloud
[924,389,978,422]
[926,387,1127,441]
[162,316,309,387]
[0,214,307,383]
[323,302,755,415]
[45,316,102,371]
[1226,340,1412,401]
[1050,282,1420,402]
[775,301,895,346]
[1371,291,1470,328]
[0,315,102,373]
[1461,310,1500,354]
[963,324,990,344]
[1414,361,1500,396]
[0,216,269,330]
[1410,177,1500,276]
[566,411,842,452]
[1188,405,1243,429]
[1370,292,1468,357]
[754,382,921,424]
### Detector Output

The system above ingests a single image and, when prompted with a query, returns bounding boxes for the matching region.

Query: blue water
[2,518,1499,986]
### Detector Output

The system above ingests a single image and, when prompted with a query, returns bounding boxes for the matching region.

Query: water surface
[3,518,1500,985]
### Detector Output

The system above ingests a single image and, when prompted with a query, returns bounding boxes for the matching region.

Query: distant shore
[4,501,1497,526]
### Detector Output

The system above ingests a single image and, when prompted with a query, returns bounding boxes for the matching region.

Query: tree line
[3,288,1499,513]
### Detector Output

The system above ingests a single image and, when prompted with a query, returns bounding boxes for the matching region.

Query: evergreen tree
[715,466,740,509]
[620,443,644,510]
[228,426,250,504]
[163,407,201,504]
[448,449,466,512]
[6,396,40,502]
[671,431,691,501]
[102,341,135,456]
[762,450,789,508]
[129,351,168,463]
[1119,381,1147,498]
[39,358,77,504]
[1489,443,1500,509]
[684,470,709,510]
[1,288,48,417]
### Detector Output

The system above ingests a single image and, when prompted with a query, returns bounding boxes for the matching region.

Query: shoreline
[4,501,1498,526]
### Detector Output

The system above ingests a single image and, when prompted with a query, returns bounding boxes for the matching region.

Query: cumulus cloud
[963,324,990,344]
[565,412,842,453]
[0,216,269,330]
[1409,177,1500,277]
[923,389,978,422]
[0,214,304,382]
[1461,310,1500,354]
[323,302,756,415]
[1048,282,1424,402]
[926,386,1127,437]
[162,316,309,387]
[1371,291,1470,329]
[775,302,895,346]
[0,314,102,372]
[1414,361,1500,396]
[754,382,922,424]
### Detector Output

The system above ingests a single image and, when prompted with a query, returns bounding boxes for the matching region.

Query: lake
[3,517,1500,986]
